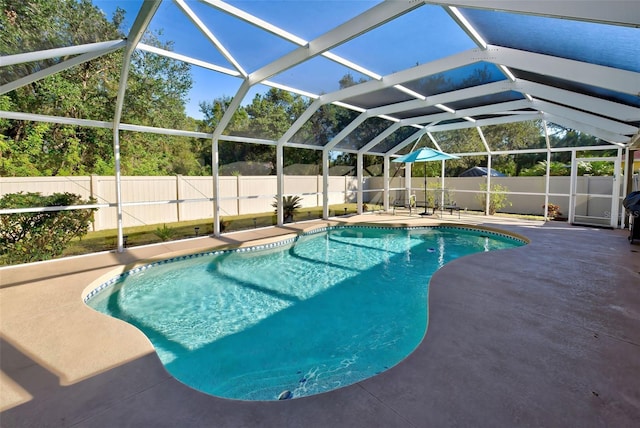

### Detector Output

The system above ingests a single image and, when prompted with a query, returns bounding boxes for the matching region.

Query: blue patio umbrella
[393,147,459,215]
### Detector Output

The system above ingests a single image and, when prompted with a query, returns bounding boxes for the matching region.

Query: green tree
[1,0,124,176]
[200,89,314,174]
[244,89,308,140]
[481,121,544,175]
[197,96,249,172]
[1,0,201,177]
[430,128,485,175]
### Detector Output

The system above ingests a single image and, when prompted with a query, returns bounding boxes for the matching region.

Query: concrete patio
[1,213,639,427]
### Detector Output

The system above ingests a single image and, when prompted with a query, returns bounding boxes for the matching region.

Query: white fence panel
[548,177,571,217]
[121,176,178,227]
[92,176,117,230]
[238,176,276,215]
[179,176,214,221]
[284,175,320,208]
[442,178,482,211]
[325,177,345,205]
[0,176,92,199]
[218,177,239,217]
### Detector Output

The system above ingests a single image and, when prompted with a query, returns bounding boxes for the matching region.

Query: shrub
[519,161,568,176]
[544,203,562,219]
[476,184,512,215]
[272,195,303,223]
[154,224,175,241]
[0,192,96,264]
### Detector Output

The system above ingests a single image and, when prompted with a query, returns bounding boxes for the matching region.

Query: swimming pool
[86,225,525,401]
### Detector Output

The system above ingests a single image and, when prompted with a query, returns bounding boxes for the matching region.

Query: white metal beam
[320,48,479,105]
[358,122,402,154]
[136,43,241,76]
[427,132,443,152]
[174,0,247,77]
[428,112,543,132]
[515,80,640,122]
[202,0,384,81]
[445,6,488,49]
[0,110,217,139]
[0,43,126,95]
[325,112,368,151]
[276,142,284,226]
[332,101,366,113]
[476,126,491,153]
[385,128,429,156]
[277,99,323,146]
[317,44,639,131]
[201,0,307,45]
[262,80,320,99]
[248,0,423,85]
[328,80,516,132]
[402,99,533,127]
[323,73,637,156]
[112,0,161,252]
[485,45,640,96]
[322,150,330,219]
[457,144,620,156]
[1,40,126,67]
[541,113,629,144]
[357,152,363,213]
[532,99,638,136]
[219,134,277,145]
[0,110,111,129]
[210,79,251,236]
[383,155,390,211]
[367,98,431,117]
[428,1,640,27]
[113,1,160,126]
[211,80,251,142]
[426,80,514,106]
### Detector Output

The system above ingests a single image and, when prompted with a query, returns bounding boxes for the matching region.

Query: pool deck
[1,212,639,427]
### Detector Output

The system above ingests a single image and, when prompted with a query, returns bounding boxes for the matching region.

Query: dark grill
[623,191,640,244]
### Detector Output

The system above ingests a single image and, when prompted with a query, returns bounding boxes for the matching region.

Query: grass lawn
[61,204,364,257]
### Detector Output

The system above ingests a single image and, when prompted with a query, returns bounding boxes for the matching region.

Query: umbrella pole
[422,163,430,216]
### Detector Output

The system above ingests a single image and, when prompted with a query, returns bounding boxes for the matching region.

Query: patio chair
[434,190,461,218]
[392,194,416,215]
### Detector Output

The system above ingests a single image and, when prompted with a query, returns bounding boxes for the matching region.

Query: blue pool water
[87,226,524,400]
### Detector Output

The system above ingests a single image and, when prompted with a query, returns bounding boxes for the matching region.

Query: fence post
[90,174,98,231]
[176,174,183,221]
[237,175,242,216]
[344,176,348,204]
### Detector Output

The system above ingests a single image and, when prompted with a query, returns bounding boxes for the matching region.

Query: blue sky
[94,1,475,119]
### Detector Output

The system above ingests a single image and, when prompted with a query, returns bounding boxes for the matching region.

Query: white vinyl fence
[1,174,625,231]
[0,175,358,231]
[368,176,619,219]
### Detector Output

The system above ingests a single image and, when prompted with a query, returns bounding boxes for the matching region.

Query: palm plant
[272,195,303,223]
